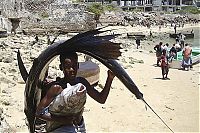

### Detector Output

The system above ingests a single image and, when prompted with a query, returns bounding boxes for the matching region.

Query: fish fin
[67,28,122,59]
[17,50,29,82]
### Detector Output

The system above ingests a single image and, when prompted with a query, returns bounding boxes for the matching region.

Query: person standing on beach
[154,42,163,66]
[169,44,177,62]
[175,35,179,44]
[159,25,161,31]
[36,52,115,132]
[179,33,186,49]
[174,24,177,34]
[175,41,181,52]
[135,38,141,49]
[150,31,153,38]
[160,49,169,79]
[182,43,192,70]
[163,43,170,58]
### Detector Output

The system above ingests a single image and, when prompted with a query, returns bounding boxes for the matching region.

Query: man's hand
[107,70,115,80]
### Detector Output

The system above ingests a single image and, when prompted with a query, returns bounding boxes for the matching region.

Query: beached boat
[169,33,194,39]
[127,32,146,39]
[77,61,100,86]
[169,47,200,69]
[0,28,7,38]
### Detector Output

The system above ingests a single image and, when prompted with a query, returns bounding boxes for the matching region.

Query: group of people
[154,42,170,79]
[154,41,192,79]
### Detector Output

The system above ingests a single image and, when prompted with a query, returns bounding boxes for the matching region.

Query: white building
[115,0,196,11]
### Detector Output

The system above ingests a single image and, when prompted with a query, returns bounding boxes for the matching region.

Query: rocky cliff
[0,0,96,34]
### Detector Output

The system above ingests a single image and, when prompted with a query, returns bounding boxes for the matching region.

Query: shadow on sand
[153,77,170,80]
[152,63,163,67]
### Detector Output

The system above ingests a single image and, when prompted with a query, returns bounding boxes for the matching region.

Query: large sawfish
[17,27,173,133]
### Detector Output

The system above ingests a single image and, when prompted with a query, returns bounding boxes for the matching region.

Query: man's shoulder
[76,77,90,87]
[76,77,88,83]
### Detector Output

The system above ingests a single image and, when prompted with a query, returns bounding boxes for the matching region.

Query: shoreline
[108,23,200,51]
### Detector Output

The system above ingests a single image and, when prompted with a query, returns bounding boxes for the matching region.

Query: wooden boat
[77,61,100,85]
[127,32,145,39]
[0,28,7,38]
[169,33,194,39]
[169,47,200,69]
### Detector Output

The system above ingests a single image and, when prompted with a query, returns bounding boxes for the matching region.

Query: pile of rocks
[0,34,66,131]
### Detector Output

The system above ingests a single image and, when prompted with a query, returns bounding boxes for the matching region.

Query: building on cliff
[84,0,197,12]
[117,0,196,11]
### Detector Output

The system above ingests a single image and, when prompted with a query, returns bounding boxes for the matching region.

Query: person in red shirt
[160,49,169,79]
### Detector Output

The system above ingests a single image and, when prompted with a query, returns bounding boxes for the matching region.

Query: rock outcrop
[0,0,96,34]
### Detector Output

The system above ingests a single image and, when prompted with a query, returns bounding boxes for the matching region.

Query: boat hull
[77,61,100,85]
[169,47,200,69]
[127,33,145,39]
[169,33,194,39]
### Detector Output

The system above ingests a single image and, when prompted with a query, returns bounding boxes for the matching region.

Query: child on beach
[36,52,115,132]
[160,49,169,79]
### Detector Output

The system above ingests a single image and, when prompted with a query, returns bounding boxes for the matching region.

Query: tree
[86,3,104,23]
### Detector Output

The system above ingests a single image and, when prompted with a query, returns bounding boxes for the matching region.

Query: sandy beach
[0,23,199,132]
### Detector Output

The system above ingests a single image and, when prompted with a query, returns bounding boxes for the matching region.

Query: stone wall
[0,0,24,18]
[0,0,96,34]
[0,17,10,31]
[20,2,96,34]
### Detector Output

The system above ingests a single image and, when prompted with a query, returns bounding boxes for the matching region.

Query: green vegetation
[40,11,49,18]
[86,3,118,20]
[130,8,144,12]
[104,4,118,11]
[72,0,82,3]
[86,3,104,16]
[175,6,200,14]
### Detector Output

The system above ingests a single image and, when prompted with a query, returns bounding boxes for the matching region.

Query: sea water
[151,26,199,48]
[168,26,199,48]
[126,25,199,50]
[186,27,200,48]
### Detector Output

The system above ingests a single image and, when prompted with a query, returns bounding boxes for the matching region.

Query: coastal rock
[0,76,11,84]
[0,119,14,133]
[2,55,14,63]
[0,107,14,132]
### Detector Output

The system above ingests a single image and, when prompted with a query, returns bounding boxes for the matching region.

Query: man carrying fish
[35,52,115,132]
[17,28,173,133]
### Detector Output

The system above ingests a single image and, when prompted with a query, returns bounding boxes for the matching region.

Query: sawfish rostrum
[18,28,144,132]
